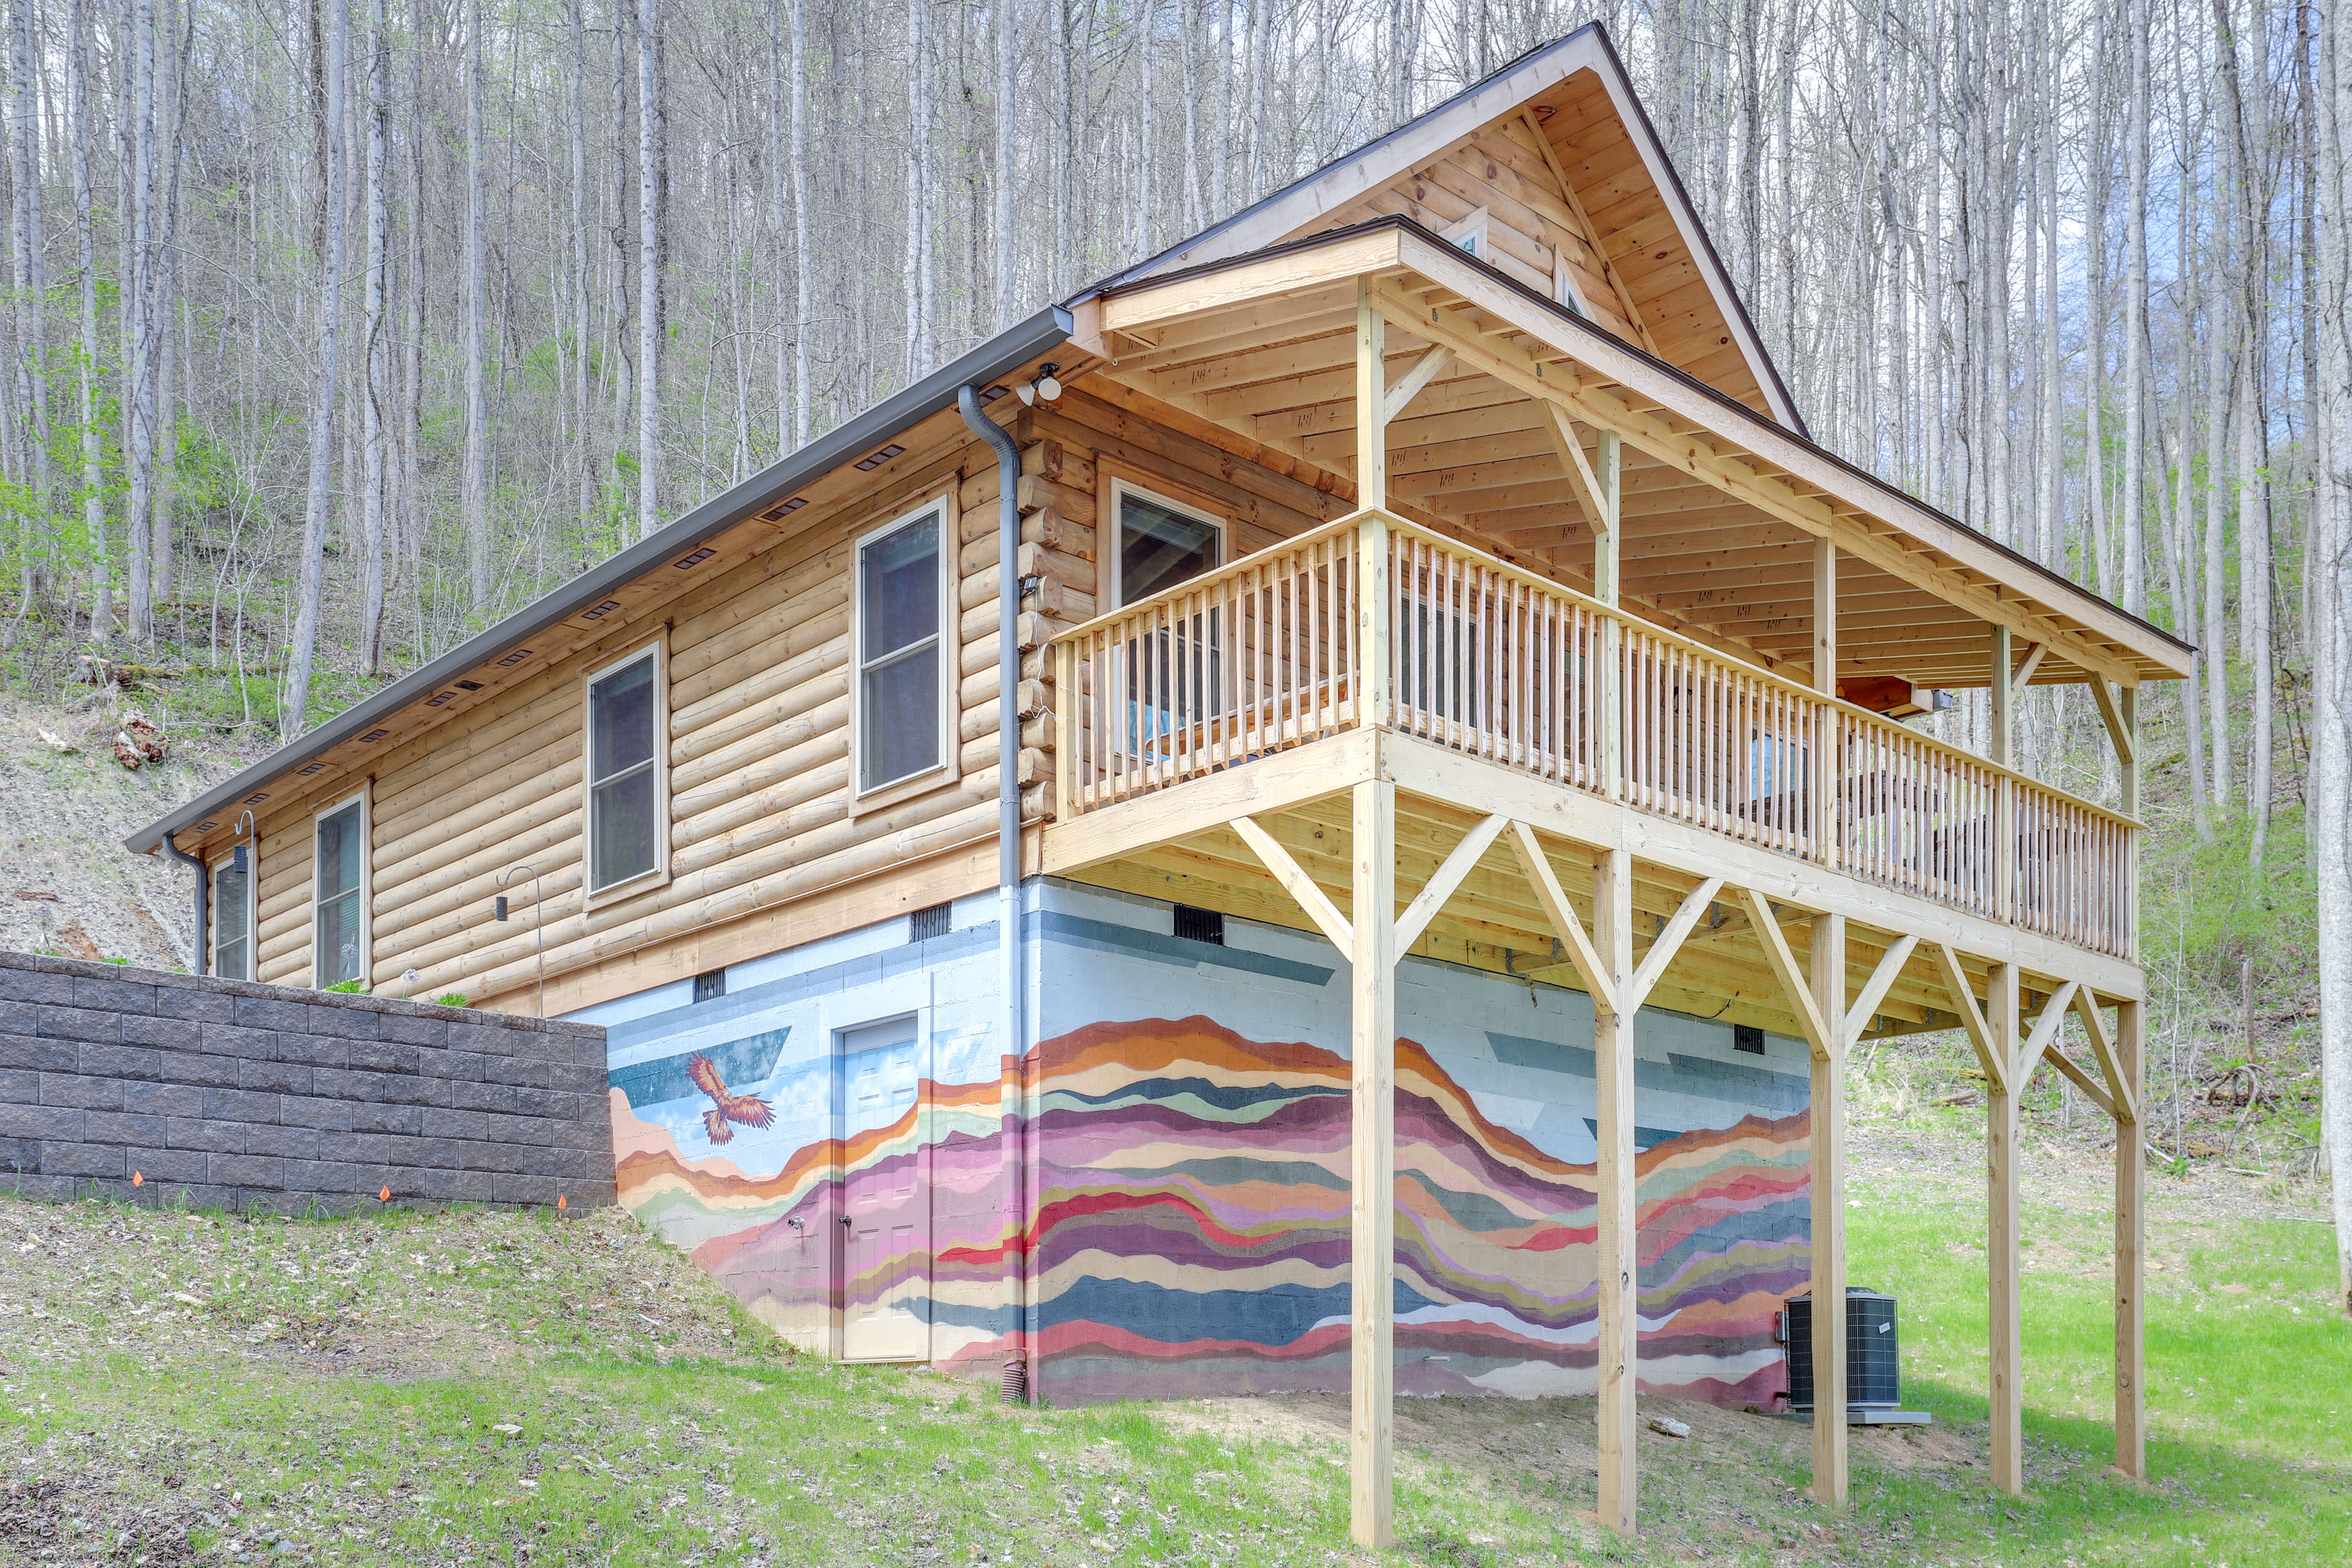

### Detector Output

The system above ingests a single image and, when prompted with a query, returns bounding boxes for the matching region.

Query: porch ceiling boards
[1079,221,2191,698]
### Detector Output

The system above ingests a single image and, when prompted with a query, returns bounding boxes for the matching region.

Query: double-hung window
[313,796,368,988]
[855,502,952,795]
[211,844,255,981]
[587,646,666,893]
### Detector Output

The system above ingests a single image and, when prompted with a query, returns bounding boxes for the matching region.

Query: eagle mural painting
[685,1054,775,1144]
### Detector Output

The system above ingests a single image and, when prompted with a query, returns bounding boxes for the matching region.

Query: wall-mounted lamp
[1016,363,1063,405]
[496,864,548,1018]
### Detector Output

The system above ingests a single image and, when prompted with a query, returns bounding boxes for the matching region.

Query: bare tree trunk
[463,0,491,606]
[903,0,929,380]
[360,0,390,671]
[790,0,809,443]
[7,0,53,597]
[638,0,663,537]
[572,0,595,519]
[123,0,157,640]
[282,0,348,739]
[70,0,107,636]
[2120,0,2150,616]
[2243,371,2274,860]
[2314,0,2352,1311]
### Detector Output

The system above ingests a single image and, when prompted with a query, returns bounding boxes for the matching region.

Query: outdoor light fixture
[494,896,509,921]
[496,864,549,1017]
[1017,363,1063,405]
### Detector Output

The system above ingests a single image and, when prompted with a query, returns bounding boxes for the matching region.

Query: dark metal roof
[125,304,1075,856]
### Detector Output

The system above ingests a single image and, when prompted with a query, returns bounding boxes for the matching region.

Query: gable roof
[1097,21,1806,437]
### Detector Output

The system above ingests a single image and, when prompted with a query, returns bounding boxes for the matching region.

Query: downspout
[160,829,208,976]
[957,382,1028,1403]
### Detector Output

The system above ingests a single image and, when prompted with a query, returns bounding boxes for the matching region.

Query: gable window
[211,845,255,981]
[314,796,368,988]
[1112,480,1223,607]
[856,502,952,794]
[587,645,666,892]
[1441,206,1491,263]
[1554,254,1590,319]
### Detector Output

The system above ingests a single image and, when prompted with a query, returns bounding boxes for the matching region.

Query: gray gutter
[125,304,1076,857]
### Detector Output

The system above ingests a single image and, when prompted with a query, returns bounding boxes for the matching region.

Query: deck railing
[1051,510,2136,960]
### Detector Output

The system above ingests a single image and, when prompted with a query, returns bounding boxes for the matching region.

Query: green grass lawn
[1,1150,2344,1568]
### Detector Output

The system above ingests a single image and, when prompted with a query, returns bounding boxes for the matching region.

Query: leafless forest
[0,0,2345,1283]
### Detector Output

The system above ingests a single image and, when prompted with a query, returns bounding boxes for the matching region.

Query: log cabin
[127,22,2188,1547]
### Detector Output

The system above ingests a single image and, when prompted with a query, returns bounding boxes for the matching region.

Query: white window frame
[582,637,672,905]
[310,790,371,991]
[209,841,257,982]
[1106,476,1228,609]
[1441,206,1491,262]
[851,495,960,807]
[1553,251,1591,320]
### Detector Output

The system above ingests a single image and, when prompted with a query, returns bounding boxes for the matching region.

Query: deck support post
[1593,845,1638,1534]
[1807,911,1849,1507]
[1987,960,2024,1494]
[1348,775,1398,1550]
[1355,280,1387,513]
[2114,996,2146,1479]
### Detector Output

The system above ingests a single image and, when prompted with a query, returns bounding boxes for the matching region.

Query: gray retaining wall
[0,950,612,1214]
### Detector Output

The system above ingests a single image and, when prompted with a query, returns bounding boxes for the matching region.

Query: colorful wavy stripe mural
[611,1014,1806,1405]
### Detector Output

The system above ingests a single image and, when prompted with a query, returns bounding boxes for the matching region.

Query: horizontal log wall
[228,394,1335,1016]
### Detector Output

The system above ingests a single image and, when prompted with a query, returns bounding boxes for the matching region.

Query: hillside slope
[0,693,263,970]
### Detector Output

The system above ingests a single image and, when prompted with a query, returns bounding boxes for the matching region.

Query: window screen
[213,851,254,981]
[589,654,661,889]
[1118,490,1219,605]
[859,510,944,790]
[314,802,365,987]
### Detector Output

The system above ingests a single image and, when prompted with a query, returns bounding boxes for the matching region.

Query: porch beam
[1356,280,1388,513]
[1378,738,2144,1000]
[1932,942,2008,1093]
[2072,987,2139,1123]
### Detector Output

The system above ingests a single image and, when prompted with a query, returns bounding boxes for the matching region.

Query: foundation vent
[1172,905,1224,946]
[908,902,953,943]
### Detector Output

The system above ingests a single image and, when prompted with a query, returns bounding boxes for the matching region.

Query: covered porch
[1037,223,2173,1544]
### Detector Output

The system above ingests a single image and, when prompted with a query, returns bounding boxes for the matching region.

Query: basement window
[586,644,668,894]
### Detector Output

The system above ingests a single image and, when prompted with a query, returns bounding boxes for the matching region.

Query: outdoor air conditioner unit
[1776,1287,1929,1425]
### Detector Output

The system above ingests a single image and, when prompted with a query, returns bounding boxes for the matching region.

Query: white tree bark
[281,0,349,739]
[2315,0,2352,1313]
[638,0,664,537]
[2120,0,2150,616]
[463,0,491,606]
[360,0,390,672]
[70,0,107,635]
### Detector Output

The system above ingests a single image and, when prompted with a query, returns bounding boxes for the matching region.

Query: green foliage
[434,993,470,1008]
[2140,805,2317,994]
[323,979,368,993]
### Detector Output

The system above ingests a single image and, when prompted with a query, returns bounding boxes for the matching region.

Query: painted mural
[592,881,1811,1406]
